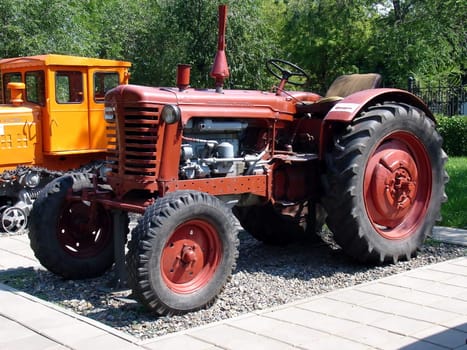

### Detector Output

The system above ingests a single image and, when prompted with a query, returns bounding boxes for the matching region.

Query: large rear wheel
[127,191,239,315]
[322,103,447,263]
[29,175,120,279]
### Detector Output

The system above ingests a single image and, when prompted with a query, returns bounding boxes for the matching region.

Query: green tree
[80,0,153,60]
[226,0,283,89]
[0,0,152,61]
[0,0,98,57]
[370,0,467,87]
[1,0,464,90]
[280,0,378,93]
[132,0,281,89]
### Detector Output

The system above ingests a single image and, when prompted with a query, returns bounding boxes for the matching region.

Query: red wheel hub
[364,132,431,239]
[57,201,112,258]
[161,219,222,293]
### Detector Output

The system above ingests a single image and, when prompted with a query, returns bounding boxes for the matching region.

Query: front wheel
[322,103,447,263]
[127,191,239,315]
[29,175,119,279]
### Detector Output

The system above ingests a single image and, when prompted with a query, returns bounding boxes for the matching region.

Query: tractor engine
[179,118,266,179]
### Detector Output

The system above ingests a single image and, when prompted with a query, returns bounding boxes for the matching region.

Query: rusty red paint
[363,131,431,239]
[161,219,222,293]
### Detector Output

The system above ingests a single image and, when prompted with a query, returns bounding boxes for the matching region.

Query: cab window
[94,72,119,102]
[2,72,22,103]
[25,71,45,106]
[55,71,83,104]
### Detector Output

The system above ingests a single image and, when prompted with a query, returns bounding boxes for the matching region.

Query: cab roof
[0,54,131,69]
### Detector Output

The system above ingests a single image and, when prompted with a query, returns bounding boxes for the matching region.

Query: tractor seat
[296,73,382,115]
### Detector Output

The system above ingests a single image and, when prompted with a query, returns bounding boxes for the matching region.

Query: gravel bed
[0,227,465,340]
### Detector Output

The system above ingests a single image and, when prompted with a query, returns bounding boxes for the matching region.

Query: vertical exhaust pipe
[7,82,25,106]
[177,64,191,91]
[210,4,229,93]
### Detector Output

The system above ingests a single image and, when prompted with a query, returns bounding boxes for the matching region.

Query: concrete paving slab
[313,303,391,325]
[397,340,450,350]
[425,296,467,315]
[188,324,296,350]
[297,296,350,314]
[371,314,434,336]
[446,274,467,288]
[0,236,34,255]
[356,280,411,297]
[337,324,413,349]
[326,288,385,306]
[302,335,369,350]
[226,314,329,346]
[0,230,466,350]
[264,307,361,335]
[67,333,142,350]
[401,304,461,325]
[143,334,219,350]
[405,268,459,282]
[38,321,124,348]
[412,324,467,349]
[0,282,140,350]
[382,274,437,291]
[433,226,467,246]
[455,290,467,302]
[441,317,467,332]
[0,251,39,269]
[426,263,467,277]
[362,296,418,315]
[422,281,466,298]
[0,332,66,350]
[0,235,39,270]
[368,283,445,306]
[0,315,39,343]
[452,258,467,267]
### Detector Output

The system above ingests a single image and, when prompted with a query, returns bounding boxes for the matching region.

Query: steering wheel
[266,59,310,86]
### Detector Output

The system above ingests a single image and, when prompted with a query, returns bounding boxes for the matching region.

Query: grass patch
[440,156,467,229]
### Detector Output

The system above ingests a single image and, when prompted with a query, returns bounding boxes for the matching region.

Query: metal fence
[408,79,467,116]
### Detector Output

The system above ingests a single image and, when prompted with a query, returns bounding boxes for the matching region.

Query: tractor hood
[106,84,321,124]
[0,104,38,124]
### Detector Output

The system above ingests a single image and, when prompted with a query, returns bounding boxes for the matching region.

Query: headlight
[161,104,181,124]
[104,106,116,121]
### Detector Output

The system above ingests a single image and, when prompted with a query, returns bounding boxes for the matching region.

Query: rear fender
[319,88,434,158]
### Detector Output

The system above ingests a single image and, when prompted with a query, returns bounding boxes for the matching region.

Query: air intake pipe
[210,4,230,93]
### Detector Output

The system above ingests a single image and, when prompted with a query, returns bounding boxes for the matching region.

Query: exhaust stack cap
[177,64,191,91]
[7,82,25,106]
[210,4,230,93]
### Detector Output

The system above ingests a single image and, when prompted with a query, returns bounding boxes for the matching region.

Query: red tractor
[29,5,447,316]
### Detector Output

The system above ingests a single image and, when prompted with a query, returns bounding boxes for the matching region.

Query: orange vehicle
[29,5,447,316]
[0,54,131,233]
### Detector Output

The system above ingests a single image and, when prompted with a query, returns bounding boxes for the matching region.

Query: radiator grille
[107,105,160,180]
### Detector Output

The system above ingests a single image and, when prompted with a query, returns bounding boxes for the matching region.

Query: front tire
[29,174,118,279]
[127,191,239,315]
[322,103,447,263]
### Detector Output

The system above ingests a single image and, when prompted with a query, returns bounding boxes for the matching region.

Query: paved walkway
[0,227,465,350]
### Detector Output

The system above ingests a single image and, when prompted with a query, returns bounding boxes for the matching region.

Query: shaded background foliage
[0,0,465,91]
[436,116,467,156]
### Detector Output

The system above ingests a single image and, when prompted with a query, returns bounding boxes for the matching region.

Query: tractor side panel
[0,106,38,171]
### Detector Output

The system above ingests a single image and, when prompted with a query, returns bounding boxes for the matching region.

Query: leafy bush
[435,115,467,156]
[440,157,467,229]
